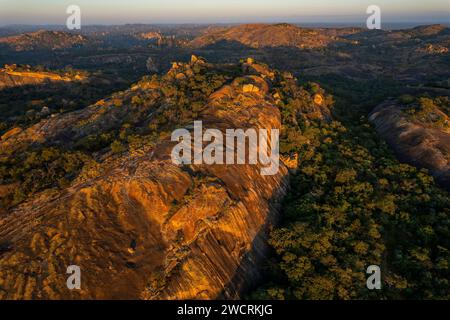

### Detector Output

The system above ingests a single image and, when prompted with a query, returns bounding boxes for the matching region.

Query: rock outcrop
[369,100,450,189]
[0,59,290,299]
[0,67,85,89]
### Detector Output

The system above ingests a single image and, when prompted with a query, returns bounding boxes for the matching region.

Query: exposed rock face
[369,101,450,189]
[0,68,83,89]
[0,127,22,140]
[0,60,290,299]
[139,31,163,41]
[0,70,50,88]
[138,31,186,48]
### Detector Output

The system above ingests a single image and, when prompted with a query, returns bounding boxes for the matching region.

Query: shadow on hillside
[0,78,129,135]
[217,174,288,299]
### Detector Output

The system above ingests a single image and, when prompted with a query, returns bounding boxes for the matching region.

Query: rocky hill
[369,97,450,189]
[0,57,332,299]
[186,24,449,86]
[0,23,448,300]
[408,24,449,37]
[0,30,87,51]
[188,23,357,49]
[0,65,86,89]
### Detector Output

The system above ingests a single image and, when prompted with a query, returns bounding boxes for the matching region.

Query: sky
[0,0,449,25]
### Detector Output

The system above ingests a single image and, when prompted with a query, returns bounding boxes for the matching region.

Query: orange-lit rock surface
[0,60,290,299]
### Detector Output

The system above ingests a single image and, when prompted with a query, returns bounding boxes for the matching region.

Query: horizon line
[1,21,449,27]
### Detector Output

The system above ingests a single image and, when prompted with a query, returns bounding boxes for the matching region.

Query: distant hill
[188,23,361,49]
[0,64,87,89]
[409,24,449,37]
[0,30,87,51]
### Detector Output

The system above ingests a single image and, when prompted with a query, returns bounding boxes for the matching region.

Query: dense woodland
[251,71,450,300]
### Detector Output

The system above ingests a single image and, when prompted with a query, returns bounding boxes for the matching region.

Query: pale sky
[0,0,449,25]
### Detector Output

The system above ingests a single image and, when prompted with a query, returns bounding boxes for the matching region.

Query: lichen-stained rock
[369,100,450,189]
[0,60,289,300]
